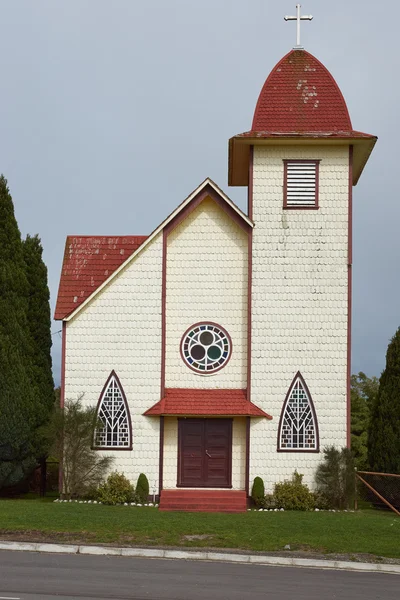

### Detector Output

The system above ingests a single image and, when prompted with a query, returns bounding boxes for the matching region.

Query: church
[55,16,376,511]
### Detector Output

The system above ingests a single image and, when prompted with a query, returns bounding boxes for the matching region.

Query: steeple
[251,49,352,133]
[228,49,376,187]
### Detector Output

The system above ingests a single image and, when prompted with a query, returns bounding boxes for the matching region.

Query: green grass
[0,500,399,558]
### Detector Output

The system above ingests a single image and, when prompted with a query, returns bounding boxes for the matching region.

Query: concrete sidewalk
[0,540,399,574]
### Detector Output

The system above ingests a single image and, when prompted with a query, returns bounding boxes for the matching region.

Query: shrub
[96,472,135,505]
[263,493,276,509]
[135,473,149,503]
[273,471,315,511]
[315,446,355,509]
[312,490,331,510]
[251,476,265,508]
[48,397,113,499]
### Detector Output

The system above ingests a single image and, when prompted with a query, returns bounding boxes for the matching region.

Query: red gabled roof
[55,179,252,321]
[144,388,271,418]
[54,235,147,319]
[252,49,352,134]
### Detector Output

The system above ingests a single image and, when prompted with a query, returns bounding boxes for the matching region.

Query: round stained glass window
[180,323,232,374]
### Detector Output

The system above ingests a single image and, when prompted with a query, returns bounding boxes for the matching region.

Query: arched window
[94,371,132,449]
[278,372,319,452]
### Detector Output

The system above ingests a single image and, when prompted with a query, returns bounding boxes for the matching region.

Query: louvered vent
[284,160,319,208]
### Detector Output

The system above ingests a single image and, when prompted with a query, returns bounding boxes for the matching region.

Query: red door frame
[177,418,232,488]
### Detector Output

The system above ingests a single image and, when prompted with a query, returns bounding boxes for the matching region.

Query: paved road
[0,550,398,600]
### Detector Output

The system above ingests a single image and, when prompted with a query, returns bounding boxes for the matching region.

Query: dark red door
[178,419,232,487]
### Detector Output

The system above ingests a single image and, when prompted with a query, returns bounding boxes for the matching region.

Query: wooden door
[178,419,232,487]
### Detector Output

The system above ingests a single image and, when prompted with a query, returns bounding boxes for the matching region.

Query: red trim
[247,230,252,400]
[161,230,167,399]
[159,416,164,495]
[247,148,253,403]
[283,160,320,210]
[60,322,66,410]
[59,321,67,492]
[347,146,353,448]
[248,145,254,220]
[179,322,233,375]
[165,184,252,237]
[92,370,133,451]
[245,416,250,498]
[277,371,320,453]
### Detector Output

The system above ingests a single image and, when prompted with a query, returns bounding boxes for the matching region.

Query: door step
[159,490,247,513]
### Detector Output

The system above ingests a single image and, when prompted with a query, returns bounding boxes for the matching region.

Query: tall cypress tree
[368,327,400,473]
[23,234,54,416]
[0,176,40,487]
[351,372,378,470]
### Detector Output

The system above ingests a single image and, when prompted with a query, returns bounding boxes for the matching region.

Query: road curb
[0,540,399,574]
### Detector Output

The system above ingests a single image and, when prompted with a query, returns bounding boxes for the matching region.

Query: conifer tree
[351,372,378,470]
[23,234,54,414]
[368,327,400,473]
[0,176,40,487]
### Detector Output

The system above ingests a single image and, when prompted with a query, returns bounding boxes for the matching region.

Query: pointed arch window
[278,372,319,452]
[94,372,132,449]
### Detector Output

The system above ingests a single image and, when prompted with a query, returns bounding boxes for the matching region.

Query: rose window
[181,323,232,373]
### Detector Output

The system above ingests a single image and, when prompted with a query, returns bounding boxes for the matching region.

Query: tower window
[283,160,320,209]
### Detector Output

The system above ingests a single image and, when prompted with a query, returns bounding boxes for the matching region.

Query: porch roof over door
[144,388,272,418]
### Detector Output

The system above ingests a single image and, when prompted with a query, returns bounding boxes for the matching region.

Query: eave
[228,132,377,187]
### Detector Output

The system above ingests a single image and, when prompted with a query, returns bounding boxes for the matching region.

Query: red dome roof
[252,49,352,133]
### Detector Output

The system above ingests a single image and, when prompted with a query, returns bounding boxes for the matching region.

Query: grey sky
[0,0,397,385]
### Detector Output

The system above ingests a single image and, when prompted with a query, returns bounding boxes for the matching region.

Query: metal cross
[284,4,313,49]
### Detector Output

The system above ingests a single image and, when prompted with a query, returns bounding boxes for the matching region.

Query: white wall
[163,417,178,489]
[165,198,248,389]
[249,145,349,490]
[64,235,163,492]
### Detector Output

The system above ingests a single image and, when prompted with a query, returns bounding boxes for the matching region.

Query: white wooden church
[55,11,376,511]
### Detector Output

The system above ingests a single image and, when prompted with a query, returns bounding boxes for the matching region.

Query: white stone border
[53,500,158,507]
[0,541,399,575]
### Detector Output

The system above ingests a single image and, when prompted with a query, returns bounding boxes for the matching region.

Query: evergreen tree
[0,176,40,487]
[23,234,54,415]
[351,372,378,470]
[368,328,400,473]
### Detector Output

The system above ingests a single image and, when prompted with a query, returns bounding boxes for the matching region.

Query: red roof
[54,236,147,319]
[144,388,271,418]
[252,49,352,133]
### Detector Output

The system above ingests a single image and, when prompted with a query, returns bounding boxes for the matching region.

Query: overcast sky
[0,0,398,385]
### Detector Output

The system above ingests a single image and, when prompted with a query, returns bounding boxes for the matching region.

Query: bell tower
[228,45,376,489]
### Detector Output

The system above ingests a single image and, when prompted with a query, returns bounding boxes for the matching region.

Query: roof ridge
[65,234,148,239]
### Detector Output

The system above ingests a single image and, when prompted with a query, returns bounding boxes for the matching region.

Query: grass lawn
[0,499,399,559]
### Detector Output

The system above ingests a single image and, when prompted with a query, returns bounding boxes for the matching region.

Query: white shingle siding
[249,145,349,491]
[64,235,163,491]
[163,418,178,489]
[165,198,248,389]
